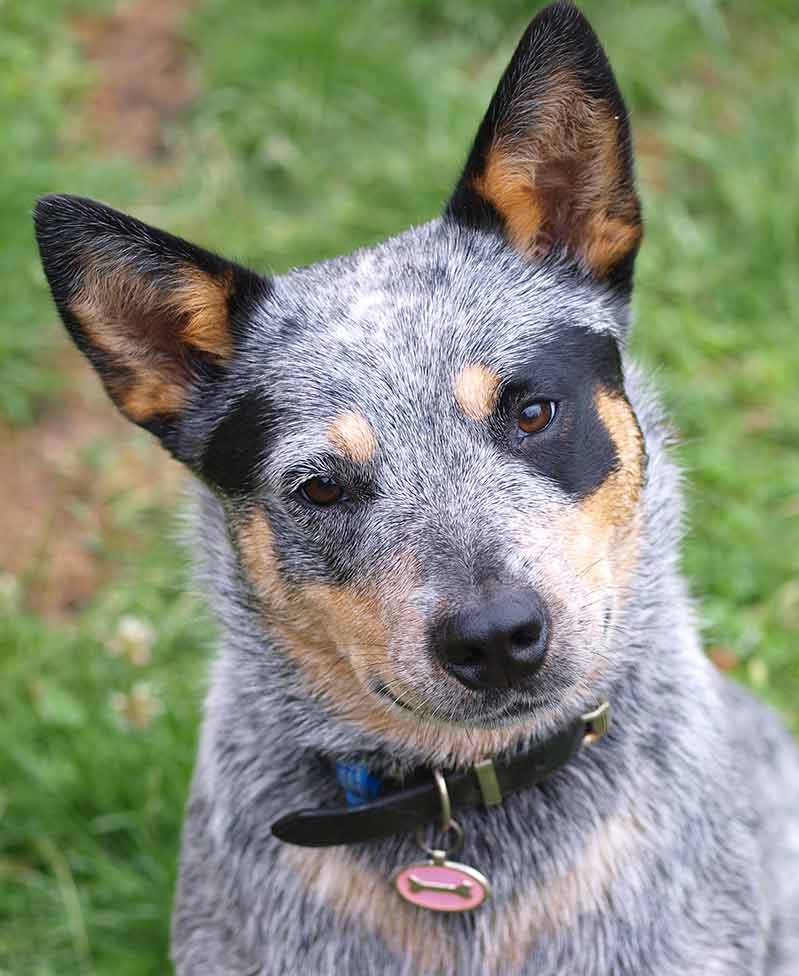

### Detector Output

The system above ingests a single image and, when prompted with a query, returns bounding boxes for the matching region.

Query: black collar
[271,703,610,848]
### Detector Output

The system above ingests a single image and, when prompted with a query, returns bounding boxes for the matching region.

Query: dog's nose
[435,587,549,690]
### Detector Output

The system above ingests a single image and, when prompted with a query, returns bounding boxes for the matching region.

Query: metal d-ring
[415,818,464,858]
[432,768,451,831]
[414,768,463,857]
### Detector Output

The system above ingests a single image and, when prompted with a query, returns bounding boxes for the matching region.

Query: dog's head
[36,3,646,764]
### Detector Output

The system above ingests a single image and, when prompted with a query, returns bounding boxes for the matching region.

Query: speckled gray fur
[33,2,799,973]
[169,223,799,972]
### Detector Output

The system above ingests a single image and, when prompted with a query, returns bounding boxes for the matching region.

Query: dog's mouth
[370,679,546,728]
[370,681,423,715]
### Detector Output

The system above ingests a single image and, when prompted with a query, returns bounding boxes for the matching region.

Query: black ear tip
[35,192,79,222]
[34,195,132,280]
[34,194,93,252]
[34,193,64,237]
[528,1,604,53]
[537,1,587,23]
[34,193,109,231]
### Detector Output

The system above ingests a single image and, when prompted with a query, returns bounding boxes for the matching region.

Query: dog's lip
[456,699,537,728]
[371,679,545,727]
[370,681,419,714]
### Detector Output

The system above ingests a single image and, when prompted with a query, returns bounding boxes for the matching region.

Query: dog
[34,2,799,973]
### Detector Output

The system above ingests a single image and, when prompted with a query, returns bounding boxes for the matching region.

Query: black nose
[435,587,549,691]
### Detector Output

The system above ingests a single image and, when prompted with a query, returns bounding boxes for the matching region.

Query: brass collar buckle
[581,701,612,747]
[471,700,612,809]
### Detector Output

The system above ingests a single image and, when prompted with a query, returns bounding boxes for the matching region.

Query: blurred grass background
[1,0,797,972]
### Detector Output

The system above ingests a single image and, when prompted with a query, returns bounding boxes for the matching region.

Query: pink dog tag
[393,853,490,912]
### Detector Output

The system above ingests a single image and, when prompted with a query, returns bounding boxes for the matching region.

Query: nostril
[510,622,541,648]
[461,643,484,665]
[446,640,485,668]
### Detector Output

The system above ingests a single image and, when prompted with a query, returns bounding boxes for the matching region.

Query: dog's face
[36,3,645,762]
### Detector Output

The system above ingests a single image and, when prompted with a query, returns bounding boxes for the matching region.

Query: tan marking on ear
[454,363,502,421]
[280,845,454,970]
[176,266,234,360]
[328,410,377,464]
[236,510,547,767]
[470,76,641,278]
[69,262,234,423]
[583,213,643,279]
[122,376,187,422]
[489,804,646,971]
[473,150,544,253]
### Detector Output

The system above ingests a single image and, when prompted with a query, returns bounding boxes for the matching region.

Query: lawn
[1,1,797,973]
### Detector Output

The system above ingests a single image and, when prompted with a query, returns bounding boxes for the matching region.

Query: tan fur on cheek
[279,846,454,970]
[584,391,645,530]
[454,363,502,421]
[558,390,644,591]
[328,410,377,463]
[235,509,390,693]
[235,509,293,614]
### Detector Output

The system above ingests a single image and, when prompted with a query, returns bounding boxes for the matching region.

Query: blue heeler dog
[34,2,799,973]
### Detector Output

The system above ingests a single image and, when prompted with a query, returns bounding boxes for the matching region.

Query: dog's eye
[299,476,345,507]
[518,400,556,435]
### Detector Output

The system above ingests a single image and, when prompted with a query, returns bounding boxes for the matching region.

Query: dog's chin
[370,680,558,731]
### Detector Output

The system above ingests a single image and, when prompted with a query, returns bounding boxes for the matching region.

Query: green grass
[1,1,797,972]
[0,0,141,424]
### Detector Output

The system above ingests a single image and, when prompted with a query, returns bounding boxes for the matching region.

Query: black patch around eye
[201,391,277,495]
[506,325,624,395]
[503,327,625,499]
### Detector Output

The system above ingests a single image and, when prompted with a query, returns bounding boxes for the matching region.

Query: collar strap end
[473,759,503,807]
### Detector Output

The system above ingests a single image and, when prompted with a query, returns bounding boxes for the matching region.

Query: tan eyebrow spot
[328,410,377,463]
[454,363,502,421]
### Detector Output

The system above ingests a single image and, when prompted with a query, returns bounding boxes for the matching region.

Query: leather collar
[271,703,610,848]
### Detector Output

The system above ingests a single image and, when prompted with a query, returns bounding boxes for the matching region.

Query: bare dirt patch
[0,343,184,620]
[1,0,202,619]
[71,0,198,160]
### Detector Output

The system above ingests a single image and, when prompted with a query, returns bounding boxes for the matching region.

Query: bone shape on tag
[408,874,474,897]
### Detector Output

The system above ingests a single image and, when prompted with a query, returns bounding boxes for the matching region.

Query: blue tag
[335,762,383,807]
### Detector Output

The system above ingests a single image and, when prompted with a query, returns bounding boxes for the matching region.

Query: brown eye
[518,400,556,435]
[299,476,345,507]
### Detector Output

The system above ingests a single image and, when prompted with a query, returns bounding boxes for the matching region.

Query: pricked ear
[34,194,268,458]
[446,1,642,293]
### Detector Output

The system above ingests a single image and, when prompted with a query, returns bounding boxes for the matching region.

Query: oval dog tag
[393,855,490,912]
